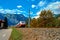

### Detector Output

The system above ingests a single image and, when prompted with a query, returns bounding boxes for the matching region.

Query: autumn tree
[54,15,60,27]
[30,18,38,28]
[38,10,54,27]
[27,10,60,28]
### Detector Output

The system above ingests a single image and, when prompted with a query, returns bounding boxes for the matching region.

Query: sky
[0,0,60,18]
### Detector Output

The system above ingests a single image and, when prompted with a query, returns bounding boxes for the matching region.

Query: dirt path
[17,28,60,40]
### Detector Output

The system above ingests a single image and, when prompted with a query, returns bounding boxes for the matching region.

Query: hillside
[0,13,28,26]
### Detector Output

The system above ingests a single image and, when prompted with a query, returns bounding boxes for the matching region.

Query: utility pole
[28,9,30,28]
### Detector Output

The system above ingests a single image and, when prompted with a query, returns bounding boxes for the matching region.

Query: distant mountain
[0,13,4,20]
[0,13,28,26]
[54,14,60,18]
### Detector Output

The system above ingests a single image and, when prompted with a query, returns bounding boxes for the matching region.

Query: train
[16,21,26,28]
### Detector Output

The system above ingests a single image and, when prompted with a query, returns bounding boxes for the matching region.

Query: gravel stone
[19,28,60,40]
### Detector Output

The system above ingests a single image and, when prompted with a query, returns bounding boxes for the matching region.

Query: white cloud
[44,1,60,14]
[17,5,22,8]
[14,9,25,13]
[33,15,39,19]
[33,11,40,19]
[36,11,40,15]
[45,1,60,10]
[4,9,16,14]
[0,9,5,13]
[34,9,44,19]
[34,1,60,19]
[17,13,21,14]
[32,0,46,9]
[0,8,26,14]
[32,1,60,18]
[38,1,46,6]
[32,5,36,8]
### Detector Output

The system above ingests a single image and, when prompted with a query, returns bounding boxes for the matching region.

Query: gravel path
[19,28,60,40]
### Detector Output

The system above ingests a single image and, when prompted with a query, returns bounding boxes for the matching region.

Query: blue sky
[0,0,60,18]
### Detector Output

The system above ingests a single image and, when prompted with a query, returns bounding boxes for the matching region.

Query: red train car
[16,21,26,28]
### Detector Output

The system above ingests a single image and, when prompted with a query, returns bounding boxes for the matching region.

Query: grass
[9,28,23,40]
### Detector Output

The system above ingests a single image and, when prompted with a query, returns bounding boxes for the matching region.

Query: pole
[28,9,30,28]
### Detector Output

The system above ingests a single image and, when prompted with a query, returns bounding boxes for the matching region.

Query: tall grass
[9,28,23,40]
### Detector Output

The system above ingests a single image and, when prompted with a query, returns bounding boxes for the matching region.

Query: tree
[30,10,55,28]
[54,17,60,27]
[3,17,8,29]
[30,18,38,28]
[39,10,54,27]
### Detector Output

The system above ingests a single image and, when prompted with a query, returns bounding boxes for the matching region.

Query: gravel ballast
[18,28,60,40]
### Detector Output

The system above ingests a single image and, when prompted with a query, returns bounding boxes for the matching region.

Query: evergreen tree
[3,17,8,29]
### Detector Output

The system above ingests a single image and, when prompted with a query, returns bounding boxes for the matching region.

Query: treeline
[27,10,60,28]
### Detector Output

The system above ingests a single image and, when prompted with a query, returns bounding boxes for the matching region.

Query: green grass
[9,28,23,40]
